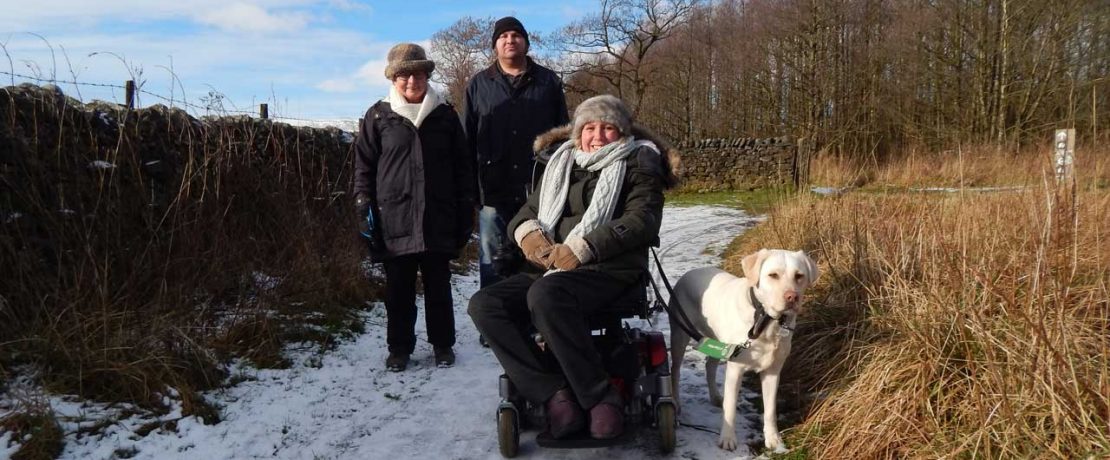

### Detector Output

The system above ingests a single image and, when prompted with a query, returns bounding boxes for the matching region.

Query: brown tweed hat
[384,43,435,80]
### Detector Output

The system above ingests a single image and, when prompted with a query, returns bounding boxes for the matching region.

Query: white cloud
[0,2,450,118]
[357,58,389,83]
[316,57,388,97]
[316,78,357,92]
[195,3,312,34]
[1,1,332,34]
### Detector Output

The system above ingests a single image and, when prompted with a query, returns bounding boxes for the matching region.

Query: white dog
[668,249,819,451]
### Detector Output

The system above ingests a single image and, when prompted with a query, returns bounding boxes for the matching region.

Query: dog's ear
[796,250,820,286]
[741,249,770,286]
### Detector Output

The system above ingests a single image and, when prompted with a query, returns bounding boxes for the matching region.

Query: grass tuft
[1,402,64,460]
[722,147,1110,458]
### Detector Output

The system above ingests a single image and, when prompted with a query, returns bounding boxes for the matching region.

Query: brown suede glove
[548,244,581,271]
[520,229,555,269]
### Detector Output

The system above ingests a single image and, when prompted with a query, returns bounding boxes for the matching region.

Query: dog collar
[748,287,779,339]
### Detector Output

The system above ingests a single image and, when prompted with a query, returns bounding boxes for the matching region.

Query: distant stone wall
[676,137,814,191]
[0,83,355,259]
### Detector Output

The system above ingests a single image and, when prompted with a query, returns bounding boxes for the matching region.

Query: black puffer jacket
[353,100,476,261]
[462,58,569,208]
[508,125,681,284]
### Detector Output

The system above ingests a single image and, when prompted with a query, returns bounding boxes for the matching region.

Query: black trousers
[468,270,631,409]
[382,252,455,355]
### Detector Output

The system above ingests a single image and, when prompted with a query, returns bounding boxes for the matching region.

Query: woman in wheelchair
[468,95,679,440]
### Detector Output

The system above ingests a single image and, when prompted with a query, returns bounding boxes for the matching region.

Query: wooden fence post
[124,80,135,109]
[260,103,269,119]
[793,137,812,189]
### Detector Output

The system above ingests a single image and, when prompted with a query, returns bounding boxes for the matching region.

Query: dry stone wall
[676,137,813,191]
[1,83,354,218]
[0,83,356,273]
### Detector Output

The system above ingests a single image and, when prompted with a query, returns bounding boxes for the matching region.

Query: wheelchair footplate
[534,426,631,449]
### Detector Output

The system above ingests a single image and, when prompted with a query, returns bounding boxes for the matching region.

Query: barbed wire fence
[1,70,324,124]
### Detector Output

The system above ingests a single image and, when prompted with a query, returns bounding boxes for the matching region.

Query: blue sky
[0,0,594,120]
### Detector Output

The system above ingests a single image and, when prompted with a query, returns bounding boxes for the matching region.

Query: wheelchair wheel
[656,402,677,453]
[497,408,519,458]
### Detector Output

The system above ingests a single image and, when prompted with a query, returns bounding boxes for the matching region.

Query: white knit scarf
[386,85,442,128]
[536,138,659,242]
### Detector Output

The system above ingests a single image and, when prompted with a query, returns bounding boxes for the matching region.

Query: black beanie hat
[492,16,529,49]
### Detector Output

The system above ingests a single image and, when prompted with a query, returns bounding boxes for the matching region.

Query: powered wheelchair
[492,273,678,457]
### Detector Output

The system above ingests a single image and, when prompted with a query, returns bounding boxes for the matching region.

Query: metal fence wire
[1,70,320,123]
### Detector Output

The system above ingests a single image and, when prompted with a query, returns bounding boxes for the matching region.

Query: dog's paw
[764,430,785,451]
[718,432,738,451]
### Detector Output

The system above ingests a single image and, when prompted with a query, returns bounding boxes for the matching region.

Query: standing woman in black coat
[353,43,477,372]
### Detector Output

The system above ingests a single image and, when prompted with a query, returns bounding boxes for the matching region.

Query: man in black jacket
[462,16,569,289]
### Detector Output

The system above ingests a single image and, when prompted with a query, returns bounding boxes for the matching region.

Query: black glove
[355,193,383,253]
[491,239,524,278]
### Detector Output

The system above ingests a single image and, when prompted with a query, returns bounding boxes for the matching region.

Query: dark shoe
[545,388,586,439]
[434,347,455,367]
[385,353,409,372]
[589,388,624,439]
[478,335,490,348]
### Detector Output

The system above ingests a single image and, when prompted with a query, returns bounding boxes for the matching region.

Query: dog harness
[650,249,793,361]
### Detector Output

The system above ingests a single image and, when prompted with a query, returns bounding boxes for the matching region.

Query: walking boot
[385,352,409,372]
[434,347,455,367]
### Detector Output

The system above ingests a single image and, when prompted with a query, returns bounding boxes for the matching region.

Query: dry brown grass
[811,144,1110,190]
[724,161,1109,458]
[0,401,63,460]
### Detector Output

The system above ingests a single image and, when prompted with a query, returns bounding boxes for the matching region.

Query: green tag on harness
[695,338,737,360]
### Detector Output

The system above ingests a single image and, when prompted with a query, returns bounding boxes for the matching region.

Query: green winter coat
[508,125,681,284]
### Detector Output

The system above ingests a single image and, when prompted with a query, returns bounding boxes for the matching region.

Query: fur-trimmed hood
[532,124,682,189]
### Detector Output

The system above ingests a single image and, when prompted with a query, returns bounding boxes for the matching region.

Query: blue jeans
[478,205,517,288]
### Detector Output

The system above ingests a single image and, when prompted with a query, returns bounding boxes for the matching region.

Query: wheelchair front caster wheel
[497,408,519,458]
[656,402,676,453]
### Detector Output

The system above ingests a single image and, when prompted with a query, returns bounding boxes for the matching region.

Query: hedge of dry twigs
[0,84,379,422]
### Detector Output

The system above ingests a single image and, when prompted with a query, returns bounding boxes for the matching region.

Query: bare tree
[429,16,495,109]
[553,0,701,113]
[437,0,1108,152]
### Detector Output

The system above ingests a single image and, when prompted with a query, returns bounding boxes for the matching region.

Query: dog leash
[649,248,753,360]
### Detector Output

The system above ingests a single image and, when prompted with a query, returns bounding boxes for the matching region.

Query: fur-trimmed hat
[492,16,529,49]
[572,95,633,148]
[384,43,435,80]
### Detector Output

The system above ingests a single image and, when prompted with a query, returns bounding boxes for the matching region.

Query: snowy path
[43,205,769,460]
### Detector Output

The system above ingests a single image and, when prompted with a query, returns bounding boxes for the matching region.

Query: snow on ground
[280,118,359,133]
[909,185,1029,193]
[4,205,775,460]
[810,186,848,196]
[0,432,17,459]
